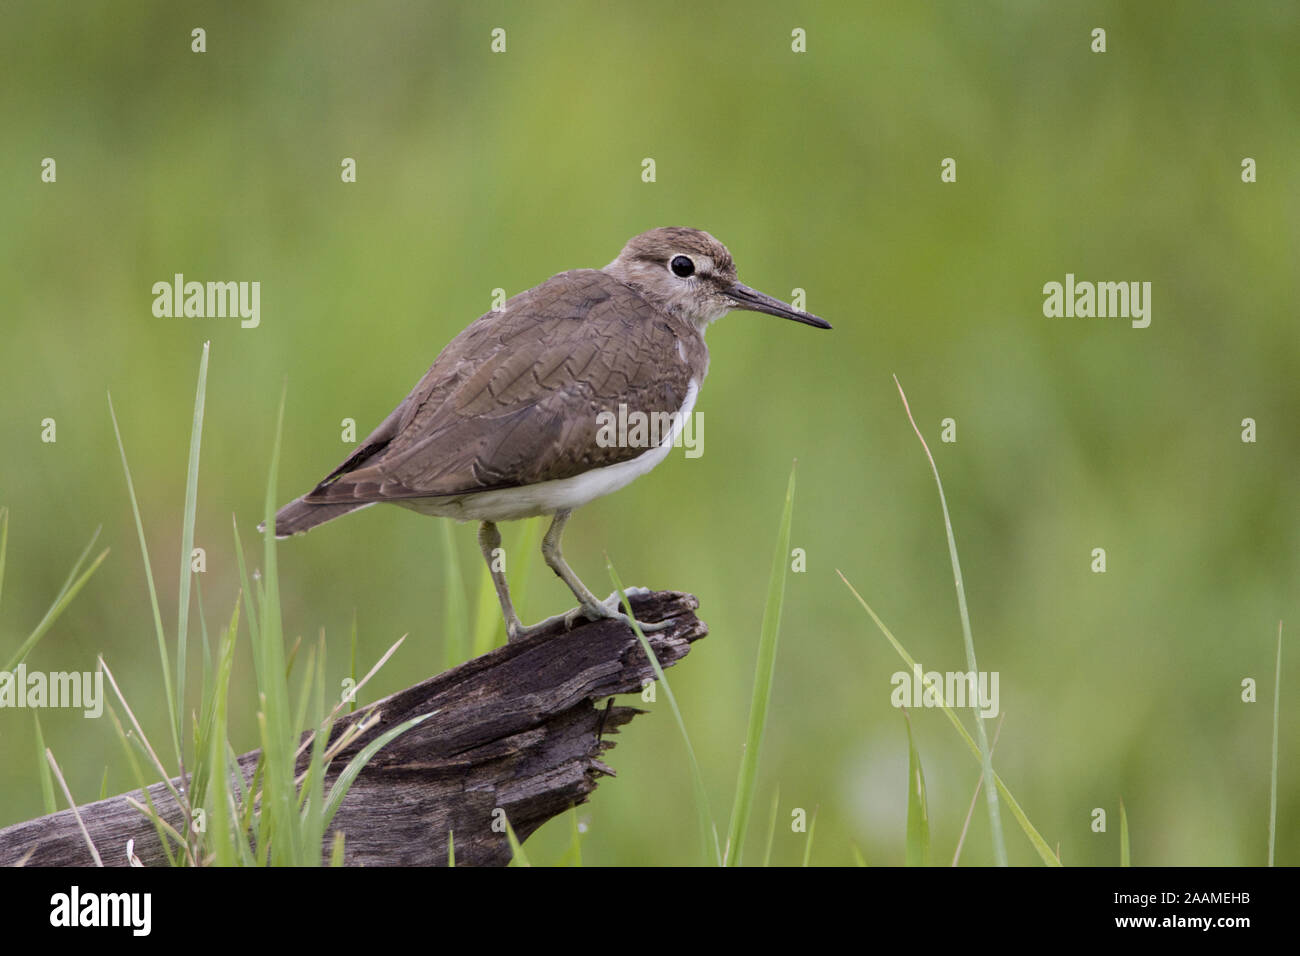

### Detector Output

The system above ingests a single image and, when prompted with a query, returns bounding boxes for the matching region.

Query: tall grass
[90,344,425,865]
[607,459,798,866]
[834,379,1067,865]
[892,375,1007,865]
[0,504,109,828]
[838,570,1058,865]
[724,461,797,866]
[608,560,721,866]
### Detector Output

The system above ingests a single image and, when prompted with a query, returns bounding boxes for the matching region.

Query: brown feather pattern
[303,269,709,507]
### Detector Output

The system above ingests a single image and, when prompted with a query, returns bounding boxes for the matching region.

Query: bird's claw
[564,588,673,633]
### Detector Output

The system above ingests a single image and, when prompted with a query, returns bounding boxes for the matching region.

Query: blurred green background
[1,0,1297,866]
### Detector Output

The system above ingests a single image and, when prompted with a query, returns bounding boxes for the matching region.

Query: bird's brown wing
[303,269,699,504]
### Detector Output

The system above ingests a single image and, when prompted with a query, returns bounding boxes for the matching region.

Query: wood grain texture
[0,590,705,867]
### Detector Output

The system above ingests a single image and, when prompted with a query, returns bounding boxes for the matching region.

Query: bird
[267,227,831,641]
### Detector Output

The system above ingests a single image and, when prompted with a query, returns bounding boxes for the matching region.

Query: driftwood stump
[0,590,706,867]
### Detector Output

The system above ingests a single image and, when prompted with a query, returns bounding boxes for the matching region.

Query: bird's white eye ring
[669,255,695,278]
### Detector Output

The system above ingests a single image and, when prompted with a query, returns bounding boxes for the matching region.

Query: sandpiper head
[604,227,831,331]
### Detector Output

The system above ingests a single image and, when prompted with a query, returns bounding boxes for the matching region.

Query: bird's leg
[476,514,672,643]
[477,521,535,643]
[475,518,589,642]
[540,510,672,633]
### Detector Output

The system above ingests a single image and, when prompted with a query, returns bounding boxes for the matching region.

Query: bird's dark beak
[726,283,831,329]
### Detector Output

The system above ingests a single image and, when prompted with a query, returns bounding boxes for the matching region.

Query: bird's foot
[563,588,673,634]
[506,613,568,643]
[504,589,673,642]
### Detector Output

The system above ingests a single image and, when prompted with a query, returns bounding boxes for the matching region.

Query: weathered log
[0,590,705,867]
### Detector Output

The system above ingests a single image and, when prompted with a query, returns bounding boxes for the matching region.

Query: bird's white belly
[398,382,699,523]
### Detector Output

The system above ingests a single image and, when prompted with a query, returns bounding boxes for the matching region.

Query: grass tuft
[92,347,424,865]
[724,460,797,866]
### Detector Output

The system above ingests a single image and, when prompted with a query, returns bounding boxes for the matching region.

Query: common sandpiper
[268,227,831,640]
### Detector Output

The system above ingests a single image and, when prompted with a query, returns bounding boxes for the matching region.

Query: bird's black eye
[670,255,695,278]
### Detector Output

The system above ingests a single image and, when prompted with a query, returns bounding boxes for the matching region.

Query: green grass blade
[232,516,261,649]
[609,560,722,865]
[839,570,1060,865]
[254,382,300,864]
[4,532,109,672]
[321,713,433,830]
[349,610,358,713]
[894,376,1006,866]
[300,641,329,864]
[553,807,586,867]
[290,645,319,771]
[1269,620,1282,866]
[33,714,56,815]
[194,576,213,764]
[105,704,180,867]
[235,749,262,864]
[253,710,276,866]
[45,748,103,866]
[1119,798,1130,867]
[801,806,818,867]
[448,830,455,867]
[439,522,469,669]
[851,844,867,866]
[504,813,531,867]
[207,594,241,866]
[567,808,583,867]
[761,786,780,866]
[903,711,930,866]
[952,714,1004,866]
[109,391,182,766]
[175,342,210,760]
[329,831,346,867]
[724,460,796,866]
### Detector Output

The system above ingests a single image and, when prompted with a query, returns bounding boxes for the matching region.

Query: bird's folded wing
[305,270,697,503]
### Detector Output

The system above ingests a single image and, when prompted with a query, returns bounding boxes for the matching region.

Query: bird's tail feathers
[257,496,372,538]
